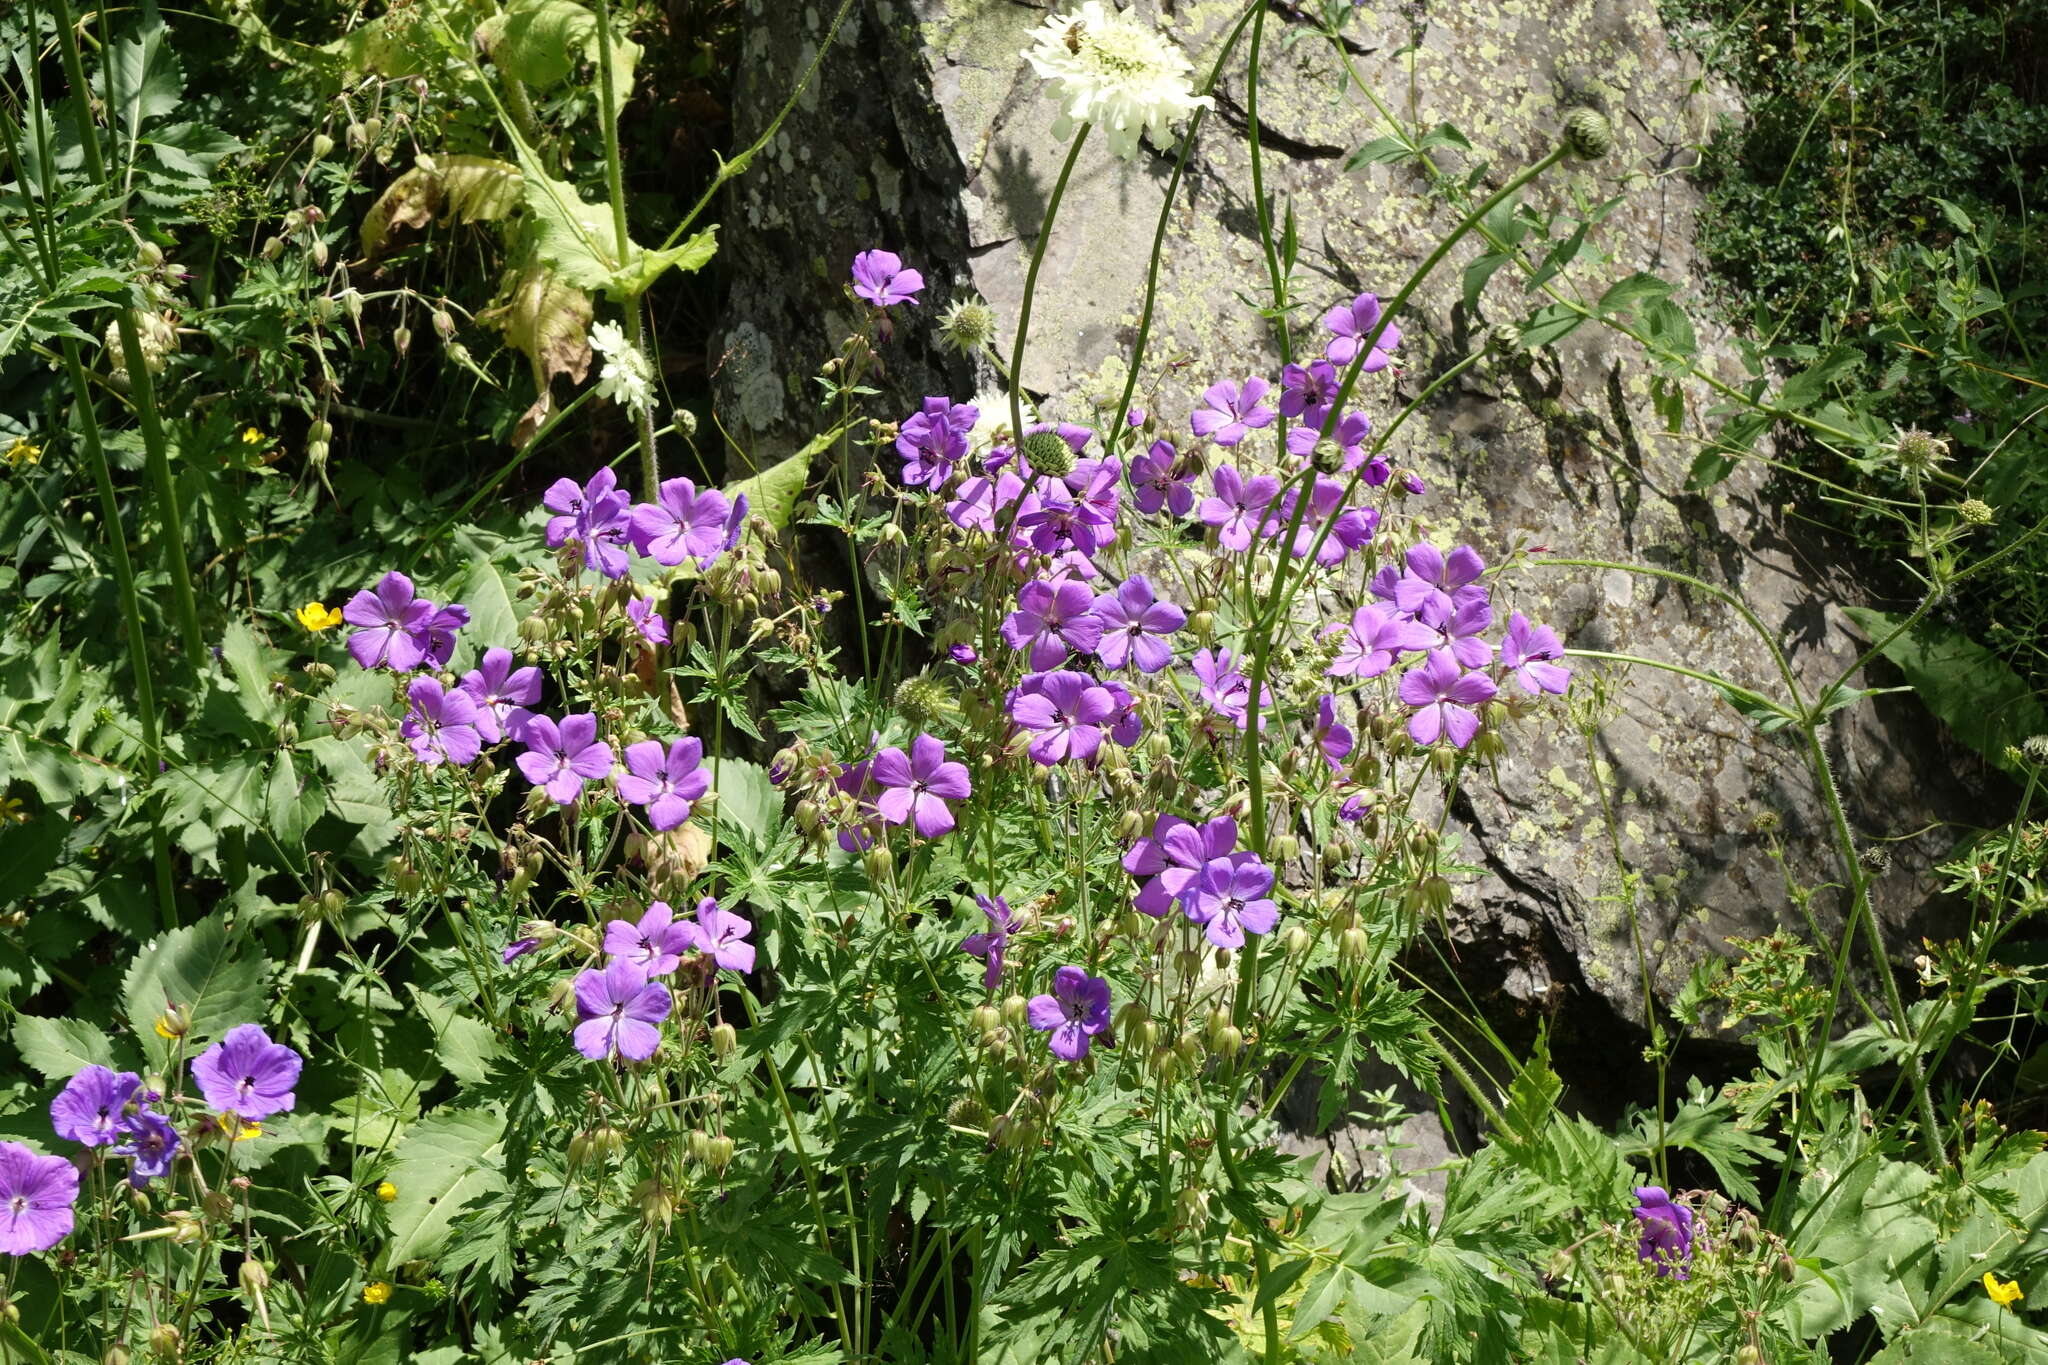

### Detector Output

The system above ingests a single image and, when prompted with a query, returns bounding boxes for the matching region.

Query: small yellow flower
[375,1180,397,1203]
[241,426,267,446]
[1985,1271,2024,1309]
[3,437,40,469]
[296,600,343,632]
[361,1280,393,1306]
[0,796,27,825]
[232,1121,262,1141]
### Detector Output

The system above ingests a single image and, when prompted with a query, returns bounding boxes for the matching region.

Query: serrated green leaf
[708,756,781,845]
[380,1109,507,1270]
[725,437,825,533]
[12,1015,117,1080]
[122,911,267,1068]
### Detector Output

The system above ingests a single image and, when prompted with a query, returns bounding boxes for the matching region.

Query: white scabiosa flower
[967,387,1038,455]
[589,320,655,417]
[1022,1,1210,160]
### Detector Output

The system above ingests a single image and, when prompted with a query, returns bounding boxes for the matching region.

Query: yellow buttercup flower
[1985,1271,2024,1309]
[375,1180,397,1202]
[362,1281,392,1305]
[3,437,40,469]
[241,426,267,446]
[296,601,343,632]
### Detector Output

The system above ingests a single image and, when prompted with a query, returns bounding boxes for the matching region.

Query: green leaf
[1843,609,2048,775]
[726,436,827,533]
[1344,135,1411,170]
[517,155,719,301]
[219,621,284,728]
[266,749,325,848]
[13,1015,117,1079]
[121,910,267,1068]
[380,1109,507,1270]
[105,20,183,142]
[708,756,781,845]
[1596,272,1674,318]
[478,0,640,108]
[1518,303,1585,350]
[1777,344,1863,412]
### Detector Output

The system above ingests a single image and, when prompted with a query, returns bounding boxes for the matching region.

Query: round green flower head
[1561,107,1615,160]
[1021,429,1078,477]
[938,296,999,356]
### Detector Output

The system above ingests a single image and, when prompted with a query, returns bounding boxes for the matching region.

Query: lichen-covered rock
[717,0,1987,1057]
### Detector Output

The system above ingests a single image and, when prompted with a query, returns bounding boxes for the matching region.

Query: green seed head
[1020,429,1077,477]
[1560,107,1615,160]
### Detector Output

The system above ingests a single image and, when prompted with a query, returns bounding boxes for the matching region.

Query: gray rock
[717,0,1989,1078]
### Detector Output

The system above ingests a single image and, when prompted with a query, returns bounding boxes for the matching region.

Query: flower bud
[635,1178,676,1229]
[1282,924,1311,957]
[1175,1030,1202,1066]
[149,1324,181,1358]
[1213,1025,1243,1058]
[261,235,284,260]
[432,309,456,339]
[312,133,335,158]
[104,1346,132,1365]
[309,238,329,269]
[1734,1348,1761,1365]
[1339,927,1369,964]
[1775,1253,1797,1283]
[1001,994,1029,1028]
[238,1259,270,1295]
[709,1022,737,1057]
[1560,107,1615,160]
[706,1135,735,1171]
[971,1004,1001,1034]
[862,845,893,881]
[1270,833,1299,863]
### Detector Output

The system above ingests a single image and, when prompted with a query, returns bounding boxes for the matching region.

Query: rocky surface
[714,0,1991,1107]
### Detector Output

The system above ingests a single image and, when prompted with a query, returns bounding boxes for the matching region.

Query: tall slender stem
[1008,126,1092,445]
[589,0,661,498]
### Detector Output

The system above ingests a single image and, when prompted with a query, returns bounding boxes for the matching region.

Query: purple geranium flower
[1285,411,1373,473]
[114,1109,178,1190]
[897,396,977,487]
[1001,580,1103,670]
[191,1024,302,1120]
[515,714,615,804]
[1326,603,1436,679]
[0,1141,79,1255]
[1393,543,1487,621]
[604,900,694,976]
[1312,693,1354,769]
[1190,648,1270,731]
[1008,670,1116,766]
[631,477,735,571]
[1123,814,1237,917]
[1100,678,1144,747]
[1091,576,1185,674]
[1500,612,1572,695]
[50,1066,140,1148]
[1419,593,1494,669]
[1191,378,1276,447]
[1632,1186,1696,1279]
[1279,359,1340,425]
[401,677,483,768]
[1197,466,1280,552]
[421,602,469,669]
[502,937,541,964]
[342,571,434,671]
[572,960,671,1062]
[1187,853,1281,949]
[947,467,1027,534]
[1267,474,1378,566]
[851,249,924,307]
[626,596,669,646]
[544,469,633,578]
[459,647,543,746]
[1128,439,1196,518]
[1323,292,1402,371]
[1398,650,1497,749]
[679,898,755,974]
[1026,966,1113,1061]
[617,737,709,831]
[960,895,1013,991]
[872,734,972,838]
